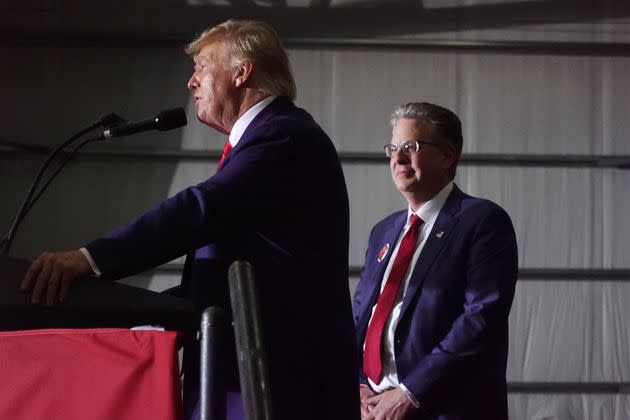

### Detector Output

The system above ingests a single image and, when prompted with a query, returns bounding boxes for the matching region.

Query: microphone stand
[24,136,100,215]
[0,114,124,256]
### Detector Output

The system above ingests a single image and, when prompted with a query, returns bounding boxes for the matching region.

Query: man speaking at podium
[21,19,360,420]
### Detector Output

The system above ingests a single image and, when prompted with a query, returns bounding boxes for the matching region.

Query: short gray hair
[391,102,463,179]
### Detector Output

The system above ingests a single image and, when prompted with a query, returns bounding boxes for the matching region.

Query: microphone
[99,108,187,140]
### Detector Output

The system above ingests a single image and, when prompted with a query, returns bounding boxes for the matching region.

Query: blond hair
[186,19,296,100]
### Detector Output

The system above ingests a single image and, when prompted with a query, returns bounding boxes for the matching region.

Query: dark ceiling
[2,0,630,44]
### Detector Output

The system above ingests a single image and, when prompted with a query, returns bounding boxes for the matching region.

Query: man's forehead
[194,42,224,62]
[194,50,212,63]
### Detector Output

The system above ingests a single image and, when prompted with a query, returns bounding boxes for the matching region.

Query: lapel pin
[377,243,390,262]
[436,231,445,239]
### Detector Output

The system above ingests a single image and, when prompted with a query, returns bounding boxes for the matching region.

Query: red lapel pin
[377,243,390,262]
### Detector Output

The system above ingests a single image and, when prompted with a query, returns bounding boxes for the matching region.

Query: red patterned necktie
[363,213,423,384]
[217,139,233,170]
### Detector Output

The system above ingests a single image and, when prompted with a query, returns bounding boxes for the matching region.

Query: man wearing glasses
[353,102,518,420]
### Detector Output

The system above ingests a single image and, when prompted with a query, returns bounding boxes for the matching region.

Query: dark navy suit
[86,97,360,420]
[353,185,518,420]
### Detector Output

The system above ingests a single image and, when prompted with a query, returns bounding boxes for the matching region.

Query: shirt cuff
[399,383,420,408]
[79,247,101,277]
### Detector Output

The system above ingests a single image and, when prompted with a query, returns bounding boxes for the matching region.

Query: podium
[0,255,194,331]
[0,255,196,420]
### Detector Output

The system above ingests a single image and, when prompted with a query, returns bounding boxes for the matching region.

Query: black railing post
[200,307,225,420]
[228,261,273,420]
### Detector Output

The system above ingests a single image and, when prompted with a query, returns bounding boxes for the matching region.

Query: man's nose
[187,74,197,91]
[393,149,410,164]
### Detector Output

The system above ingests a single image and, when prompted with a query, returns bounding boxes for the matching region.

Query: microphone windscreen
[156,108,187,131]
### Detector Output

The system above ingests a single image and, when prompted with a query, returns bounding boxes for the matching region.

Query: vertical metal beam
[228,261,273,420]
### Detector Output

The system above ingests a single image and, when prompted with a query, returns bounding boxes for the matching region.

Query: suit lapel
[398,185,464,319]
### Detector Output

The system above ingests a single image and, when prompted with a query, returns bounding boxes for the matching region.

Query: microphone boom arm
[0,114,123,256]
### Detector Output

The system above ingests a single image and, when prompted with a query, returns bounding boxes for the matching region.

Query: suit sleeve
[353,226,377,388]
[85,125,296,281]
[400,206,518,407]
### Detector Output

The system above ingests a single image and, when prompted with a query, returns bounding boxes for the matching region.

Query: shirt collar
[406,181,454,227]
[229,95,277,147]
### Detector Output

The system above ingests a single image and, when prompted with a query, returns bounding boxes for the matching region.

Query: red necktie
[363,214,423,384]
[217,139,233,170]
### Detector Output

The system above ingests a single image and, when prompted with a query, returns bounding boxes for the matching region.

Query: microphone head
[155,108,187,131]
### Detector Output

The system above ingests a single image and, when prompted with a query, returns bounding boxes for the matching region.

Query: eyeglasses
[384,140,438,158]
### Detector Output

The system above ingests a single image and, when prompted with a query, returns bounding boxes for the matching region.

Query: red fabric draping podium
[0,328,182,420]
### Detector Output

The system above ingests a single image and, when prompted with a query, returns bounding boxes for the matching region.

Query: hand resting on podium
[20,250,92,305]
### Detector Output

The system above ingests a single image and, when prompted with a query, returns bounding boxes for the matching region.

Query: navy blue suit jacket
[353,185,518,420]
[86,97,360,420]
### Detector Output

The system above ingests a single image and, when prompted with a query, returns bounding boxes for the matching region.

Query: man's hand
[21,250,92,305]
[363,387,417,420]
[360,386,376,419]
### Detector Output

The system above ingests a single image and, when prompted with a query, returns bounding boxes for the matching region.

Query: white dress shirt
[80,95,278,275]
[364,181,454,405]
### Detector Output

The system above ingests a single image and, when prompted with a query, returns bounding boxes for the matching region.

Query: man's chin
[395,178,414,188]
[196,113,215,128]
[396,180,422,193]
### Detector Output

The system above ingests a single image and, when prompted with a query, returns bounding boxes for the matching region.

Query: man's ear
[234,61,254,87]
[441,144,458,171]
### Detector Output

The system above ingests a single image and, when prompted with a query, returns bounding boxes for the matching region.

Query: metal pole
[200,307,225,420]
[228,261,273,420]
